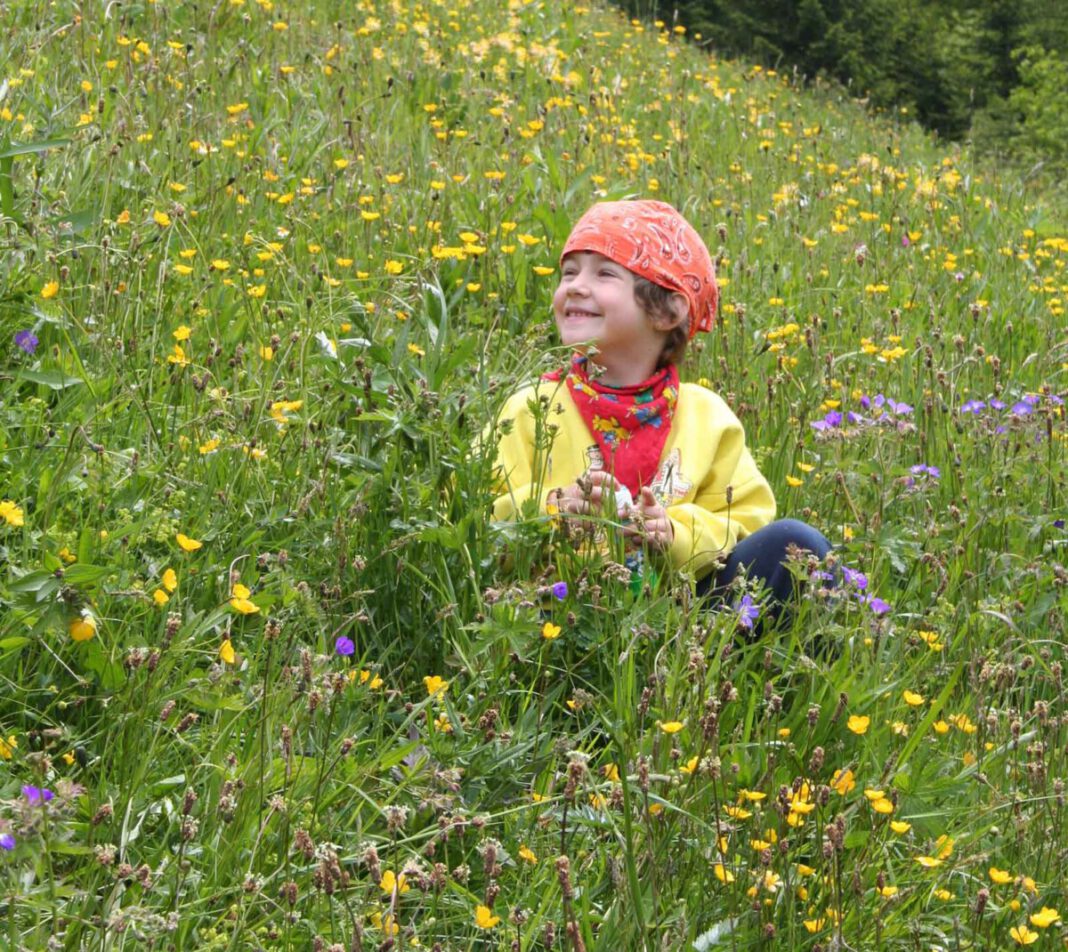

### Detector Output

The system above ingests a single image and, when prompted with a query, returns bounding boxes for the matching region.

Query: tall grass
[0,0,1065,949]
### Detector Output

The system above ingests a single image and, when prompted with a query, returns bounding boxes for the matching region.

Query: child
[491,200,829,615]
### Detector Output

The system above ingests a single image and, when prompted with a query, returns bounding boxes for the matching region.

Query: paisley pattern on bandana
[543,355,679,495]
[561,200,719,337]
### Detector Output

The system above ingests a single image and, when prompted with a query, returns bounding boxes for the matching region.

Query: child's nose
[567,268,593,294]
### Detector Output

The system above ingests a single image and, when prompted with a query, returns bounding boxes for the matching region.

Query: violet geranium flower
[736,594,760,630]
[15,330,38,354]
[22,785,54,805]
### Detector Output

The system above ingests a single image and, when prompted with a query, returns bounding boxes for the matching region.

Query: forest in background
[623,0,1068,181]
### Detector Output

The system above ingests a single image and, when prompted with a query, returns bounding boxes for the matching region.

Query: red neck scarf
[544,355,679,495]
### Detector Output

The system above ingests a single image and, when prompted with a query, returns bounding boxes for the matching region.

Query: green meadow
[1,0,1066,948]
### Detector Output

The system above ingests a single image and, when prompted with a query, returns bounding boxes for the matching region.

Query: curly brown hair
[633,277,689,368]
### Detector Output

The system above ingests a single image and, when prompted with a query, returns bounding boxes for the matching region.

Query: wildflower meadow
[1,1,1066,949]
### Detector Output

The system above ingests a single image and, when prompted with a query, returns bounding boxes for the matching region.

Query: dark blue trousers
[695,519,832,622]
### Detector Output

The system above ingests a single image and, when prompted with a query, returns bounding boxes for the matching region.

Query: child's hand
[550,470,621,517]
[623,486,675,550]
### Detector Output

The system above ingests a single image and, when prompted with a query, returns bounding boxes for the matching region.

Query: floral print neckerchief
[543,354,679,497]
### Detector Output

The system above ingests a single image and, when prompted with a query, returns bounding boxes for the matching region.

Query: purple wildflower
[867,596,892,616]
[887,399,913,415]
[1011,401,1034,417]
[989,399,1006,411]
[960,400,986,414]
[334,635,355,657]
[736,594,760,630]
[15,330,38,354]
[909,464,941,479]
[901,234,910,247]
[954,271,965,282]
[872,394,886,409]
[859,395,872,410]
[551,581,568,600]
[1053,519,1065,529]
[22,785,54,805]
[846,411,866,425]
[841,567,868,590]
[811,410,844,432]
[0,834,14,850]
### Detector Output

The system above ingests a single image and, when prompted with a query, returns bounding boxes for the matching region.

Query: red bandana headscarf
[560,199,719,337]
[543,355,679,496]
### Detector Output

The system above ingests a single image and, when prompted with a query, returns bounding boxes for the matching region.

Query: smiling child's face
[552,251,667,374]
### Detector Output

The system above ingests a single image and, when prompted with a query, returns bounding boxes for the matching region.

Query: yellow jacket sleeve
[489,385,557,521]
[661,386,776,578]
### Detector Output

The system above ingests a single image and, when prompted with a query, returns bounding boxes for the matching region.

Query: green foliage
[0,0,1065,950]
[1006,47,1068,170]
[646,0,1068,178]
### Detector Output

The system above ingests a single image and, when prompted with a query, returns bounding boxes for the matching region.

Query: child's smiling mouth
[563,307,601,320]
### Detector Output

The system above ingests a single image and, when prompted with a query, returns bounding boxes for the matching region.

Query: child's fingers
[586,470,618,488]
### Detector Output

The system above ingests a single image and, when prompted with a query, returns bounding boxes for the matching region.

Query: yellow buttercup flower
[657,720,684,734]
[219,639,236,664]
[379,870,409,894]
[713,863,734,883]
[0,500,25,527]
[1029,907,1060,928]
[830,768,856,795]
[989,867,1013,885]
[473,905,500,929]
[69,614,97,642]
[162,568,178,592]
[423,675,448,698]
[541,621,561,640]
[847,714,870,735]
[1010,925,1038,945]
[176,533,203,551]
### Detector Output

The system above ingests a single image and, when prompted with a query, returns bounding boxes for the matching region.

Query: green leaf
[0,637,31,658]
[0,155,12,220]
[185,690,248,713]
[17,369,85,390]
[9,570,59,594]
[62,564,111,586]
[0,138,72,159]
